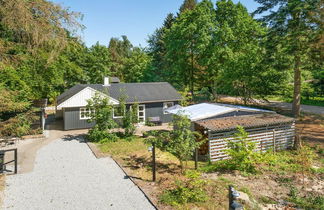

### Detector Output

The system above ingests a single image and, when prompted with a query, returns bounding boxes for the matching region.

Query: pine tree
[254,0,322,117]
[165,0,215,97]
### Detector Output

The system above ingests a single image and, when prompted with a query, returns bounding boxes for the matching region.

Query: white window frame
[163,102,174,114]
[80,107,93,120]
[138,104,145,123]
[113,106,124,119]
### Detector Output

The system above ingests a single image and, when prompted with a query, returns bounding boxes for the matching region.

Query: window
[80,108,92,120]
[113,106,124,118]
[163,102,174,114]
[138,105,145,123]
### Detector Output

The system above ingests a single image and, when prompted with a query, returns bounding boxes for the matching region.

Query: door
[138,105,145,124]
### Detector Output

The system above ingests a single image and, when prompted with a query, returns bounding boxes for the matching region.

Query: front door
[138,105,145,124]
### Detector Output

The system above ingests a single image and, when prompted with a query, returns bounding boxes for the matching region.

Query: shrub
[86,92,117,142]
[146,114,204,173]
[160,171,208,206]
[87,125,118,143]
[225,126,260,173]
[0,110,37,137]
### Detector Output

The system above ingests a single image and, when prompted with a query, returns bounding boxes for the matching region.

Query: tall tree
[254,0,323,117]
[146,13,175,82]
[165,0,215,96]
[212,0,277,103]
[0,0,83,61]
[123,47,151,83]
[84,42,111,84]
[108,35,133,81]
[179,0,198,13]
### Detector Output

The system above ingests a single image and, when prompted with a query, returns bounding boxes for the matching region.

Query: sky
[51,0,260,47]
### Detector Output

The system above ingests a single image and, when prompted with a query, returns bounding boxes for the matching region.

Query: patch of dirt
[204,171,323,209]
[297,114,324,148]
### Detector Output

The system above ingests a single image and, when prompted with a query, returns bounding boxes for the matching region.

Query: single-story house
[165,103,295,161]
[56,77,182,130]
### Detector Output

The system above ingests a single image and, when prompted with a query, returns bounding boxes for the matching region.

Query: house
[165,103,295,161]
[56,77,182,130]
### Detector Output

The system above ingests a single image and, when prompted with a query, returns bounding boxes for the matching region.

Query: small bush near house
[86,92,118,142]
[225,126,260,173]
[87,125,118,143]
[160,170,208,206]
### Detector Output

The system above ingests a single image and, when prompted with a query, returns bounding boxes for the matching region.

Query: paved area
[218,95,324,115]
[3,121,155,210]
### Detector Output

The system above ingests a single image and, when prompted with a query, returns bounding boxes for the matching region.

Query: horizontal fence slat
[208,123,295,162]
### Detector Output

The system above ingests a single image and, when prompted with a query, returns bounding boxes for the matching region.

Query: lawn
[97,134,324,209]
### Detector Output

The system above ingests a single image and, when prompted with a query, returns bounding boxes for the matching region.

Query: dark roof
[57,82,182,105]
[195,113,295,132]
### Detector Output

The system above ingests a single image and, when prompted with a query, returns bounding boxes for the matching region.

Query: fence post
[152,142,156,182]
[194,148,198,170]
[272,129,276,153]
[14,148,17,174]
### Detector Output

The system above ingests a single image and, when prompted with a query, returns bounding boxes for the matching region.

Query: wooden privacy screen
[208,123,295,162]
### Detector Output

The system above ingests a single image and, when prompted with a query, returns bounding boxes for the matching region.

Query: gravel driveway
[3,136,155,210]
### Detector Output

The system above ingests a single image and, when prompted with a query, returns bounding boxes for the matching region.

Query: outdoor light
[148,146,153,152]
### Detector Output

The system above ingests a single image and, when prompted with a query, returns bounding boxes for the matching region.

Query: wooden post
[14,148,17,174]
[229,185,232,210]
[260,140,263,153]
[195,148,198,170]
[152,142,156,182]
[272,129,276,153]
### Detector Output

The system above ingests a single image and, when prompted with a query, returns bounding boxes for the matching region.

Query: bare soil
[297,114,324,148]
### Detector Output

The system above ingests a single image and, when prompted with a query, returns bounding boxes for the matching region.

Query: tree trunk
[294,133,302,150]
[190,52,194,98]
[292,55,302,118]
[180,159,184,174]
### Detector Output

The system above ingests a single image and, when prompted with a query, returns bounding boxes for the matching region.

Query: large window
[163,102,174,114]
[80,108,93,120]
[113,106,124,118]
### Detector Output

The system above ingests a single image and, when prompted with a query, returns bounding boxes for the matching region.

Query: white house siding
[208,123,295,162]
[57,87,118,109]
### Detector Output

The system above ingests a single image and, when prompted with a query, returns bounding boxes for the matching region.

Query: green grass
[289,187,324,210]
[98,136,147,157]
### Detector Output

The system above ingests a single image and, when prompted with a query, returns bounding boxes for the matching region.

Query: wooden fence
[208,123,295,162]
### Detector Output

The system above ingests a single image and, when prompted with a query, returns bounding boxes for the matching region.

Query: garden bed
[95,135,324,209]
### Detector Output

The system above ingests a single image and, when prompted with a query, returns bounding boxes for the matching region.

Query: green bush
[87,125,118,143]
[225,126,260,173]
[0,111,37,137]
[160,171,208,206]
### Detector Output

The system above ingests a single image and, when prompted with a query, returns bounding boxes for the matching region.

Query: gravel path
[3,137,155,210]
